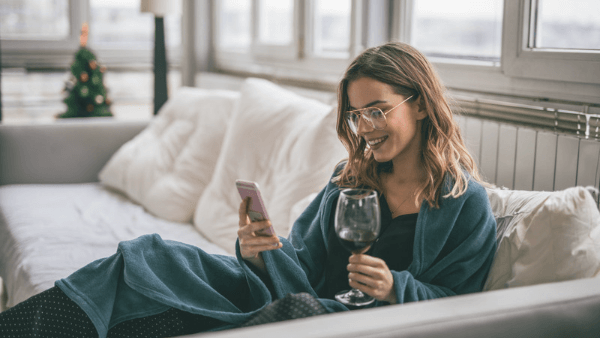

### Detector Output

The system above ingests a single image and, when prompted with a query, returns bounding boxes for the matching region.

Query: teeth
[368,136,386,146]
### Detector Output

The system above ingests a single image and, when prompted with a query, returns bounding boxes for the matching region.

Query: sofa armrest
[0,119,148,185]
[191,276,600,338]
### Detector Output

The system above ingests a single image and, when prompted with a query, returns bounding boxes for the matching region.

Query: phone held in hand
[236,179,275,236]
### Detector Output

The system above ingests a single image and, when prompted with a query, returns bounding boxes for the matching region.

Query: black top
[323,194,418,301]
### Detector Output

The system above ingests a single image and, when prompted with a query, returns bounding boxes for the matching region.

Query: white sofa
[1,78,599,337]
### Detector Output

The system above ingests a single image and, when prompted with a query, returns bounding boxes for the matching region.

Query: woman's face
[346,77,427,164]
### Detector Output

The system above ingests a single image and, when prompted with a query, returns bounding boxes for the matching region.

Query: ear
[414,96,428,120]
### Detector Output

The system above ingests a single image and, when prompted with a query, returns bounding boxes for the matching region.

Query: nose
[356,115,374,135]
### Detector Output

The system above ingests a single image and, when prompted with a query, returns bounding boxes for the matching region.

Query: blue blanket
[56,172,496,338]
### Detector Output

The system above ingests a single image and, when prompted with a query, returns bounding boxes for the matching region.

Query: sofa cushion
[0,183,229,308]
[484,187,600,290]
[99,87,239,222]
[193,78,346,254]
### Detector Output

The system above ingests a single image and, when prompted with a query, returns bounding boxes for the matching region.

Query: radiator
[456,114,600,204]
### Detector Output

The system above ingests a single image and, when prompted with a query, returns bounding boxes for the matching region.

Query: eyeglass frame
[345,95,414,134]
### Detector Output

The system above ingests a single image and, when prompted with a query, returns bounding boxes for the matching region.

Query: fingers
[238,234,282,259]
[348,279,393,302]
[238,197,281,260]
[239,197,251,226]
[348,253,381,266]
[238,219,274,236]
[347,254,396,303]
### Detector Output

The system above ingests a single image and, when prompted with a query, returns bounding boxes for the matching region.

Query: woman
[0,42,496,338]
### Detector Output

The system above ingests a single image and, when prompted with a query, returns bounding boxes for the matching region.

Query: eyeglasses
[345,95,414,135]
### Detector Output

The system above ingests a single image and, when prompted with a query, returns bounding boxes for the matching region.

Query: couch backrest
[0,119,148,185]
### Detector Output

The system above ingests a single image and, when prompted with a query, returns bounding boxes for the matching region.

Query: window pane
[89,0,181,49]
[257,0,293,45]
[0,0,69,40]
[218,0,251,50]
[313,0,351,56]
[533,0,600,50]
[411,0,503,63]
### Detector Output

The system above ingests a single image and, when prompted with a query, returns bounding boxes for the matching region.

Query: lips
[367,135,388,148]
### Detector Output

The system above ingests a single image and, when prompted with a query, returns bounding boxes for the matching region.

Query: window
[0,0,70,40]
[0,0,181,69]
[257,0,294,46]
[503,0,600,86]
[217,0,251,51]
[391,0,600,105]
[312,0,352,57]
[214,0,356,83]
[531,0,600,50]
[410,0,503,65]
[88,0,181,66]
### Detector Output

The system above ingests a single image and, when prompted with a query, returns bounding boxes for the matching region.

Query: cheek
[387,116,418,138]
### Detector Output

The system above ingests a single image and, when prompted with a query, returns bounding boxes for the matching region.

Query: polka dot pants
[0,287,224,338]
[240,292,328,327]
[0,287,328,337]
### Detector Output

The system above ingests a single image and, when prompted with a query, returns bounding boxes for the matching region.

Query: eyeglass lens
[346,108,386,134]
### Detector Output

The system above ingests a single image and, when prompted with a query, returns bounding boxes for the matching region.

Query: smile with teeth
[367,136,388,146]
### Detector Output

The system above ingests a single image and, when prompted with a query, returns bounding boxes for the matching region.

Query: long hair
[334,42,480,208]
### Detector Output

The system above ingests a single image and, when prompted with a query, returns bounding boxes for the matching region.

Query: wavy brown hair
[333,42,480,208]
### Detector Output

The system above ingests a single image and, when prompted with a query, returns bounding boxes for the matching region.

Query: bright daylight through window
[257,0,294,46]
[0,0,69,40]
[313,0,351,57]
[218,0,251,51]
[530,0,600,50]
[89,0,180,49]
[411,0,503,64]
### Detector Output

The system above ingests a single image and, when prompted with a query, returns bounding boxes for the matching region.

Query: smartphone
[235,179,275,236]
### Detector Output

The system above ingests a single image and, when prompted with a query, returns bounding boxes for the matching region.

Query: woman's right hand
[238,197,282,272]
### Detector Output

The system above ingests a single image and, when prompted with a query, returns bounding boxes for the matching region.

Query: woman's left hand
[347,254,397,304]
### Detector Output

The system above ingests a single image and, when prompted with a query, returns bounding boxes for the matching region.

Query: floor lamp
[141,0,181,115]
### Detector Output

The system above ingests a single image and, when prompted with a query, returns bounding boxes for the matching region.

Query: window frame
[390,0,600,105]
[251,0,300,60]
[502,0,600,85]
[212,0,364,86]
[1,0,84,68]
[1,0,181,70]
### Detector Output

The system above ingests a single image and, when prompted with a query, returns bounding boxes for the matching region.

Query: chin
[372,152,394,163]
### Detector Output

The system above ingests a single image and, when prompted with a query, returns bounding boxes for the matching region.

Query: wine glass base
[335,289,375,307]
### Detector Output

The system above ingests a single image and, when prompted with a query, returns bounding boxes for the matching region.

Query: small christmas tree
[58,23,112,118]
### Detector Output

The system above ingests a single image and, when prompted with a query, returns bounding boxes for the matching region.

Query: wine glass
[334,188,381,307]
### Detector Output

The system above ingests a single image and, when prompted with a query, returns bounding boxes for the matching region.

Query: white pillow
[484,187,600,290]
[99,87,239,222]
[193,78,346,254]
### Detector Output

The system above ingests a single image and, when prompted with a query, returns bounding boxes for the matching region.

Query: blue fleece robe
[56,171,497,338]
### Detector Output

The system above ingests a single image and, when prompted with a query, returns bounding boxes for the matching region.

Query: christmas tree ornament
[57,23,113,118]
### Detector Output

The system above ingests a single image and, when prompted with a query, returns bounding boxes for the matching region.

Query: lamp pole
[153,16,168,115]
[141,0,180,116]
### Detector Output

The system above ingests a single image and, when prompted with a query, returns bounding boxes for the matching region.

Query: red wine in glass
[337,229,377,253]
[334,188,381,306]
